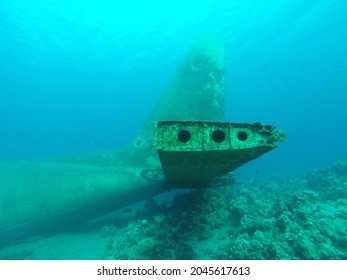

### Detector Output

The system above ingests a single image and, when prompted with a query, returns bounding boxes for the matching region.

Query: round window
[212,130,226,143]
[178,130,191,143]
[237,131,248,141]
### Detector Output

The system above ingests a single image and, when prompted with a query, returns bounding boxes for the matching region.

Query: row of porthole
[177,129,248,143]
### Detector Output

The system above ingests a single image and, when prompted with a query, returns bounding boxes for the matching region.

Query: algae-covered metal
[0,37,226,249]
[0,36,287,251]
[153,120,286,186]
[132,35,225,149]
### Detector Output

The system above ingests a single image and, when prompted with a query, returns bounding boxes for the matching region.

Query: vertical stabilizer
[133,35,225,148]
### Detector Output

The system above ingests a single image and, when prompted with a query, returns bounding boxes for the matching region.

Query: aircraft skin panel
[0,36,229,249]
[0,155,168,248]
[132,35,225,149]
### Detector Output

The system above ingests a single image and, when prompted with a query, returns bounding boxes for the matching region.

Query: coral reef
[101,162,347,260]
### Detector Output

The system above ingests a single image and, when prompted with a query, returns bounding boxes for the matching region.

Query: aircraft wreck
[0,36,286,249]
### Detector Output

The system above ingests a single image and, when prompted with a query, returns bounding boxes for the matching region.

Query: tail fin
[132,35,225,148]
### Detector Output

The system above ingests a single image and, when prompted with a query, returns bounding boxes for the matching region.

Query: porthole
[178,130,191,143]
[237,131,248,141]
[212,130,226,143]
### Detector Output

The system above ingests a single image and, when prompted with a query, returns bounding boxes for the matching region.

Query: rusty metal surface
[153,120,286,185]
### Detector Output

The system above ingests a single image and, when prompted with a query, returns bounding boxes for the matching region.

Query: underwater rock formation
[100,162,347,260]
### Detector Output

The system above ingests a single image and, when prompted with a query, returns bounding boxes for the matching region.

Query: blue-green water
[0,0,346,260]
[1,0,346,173]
